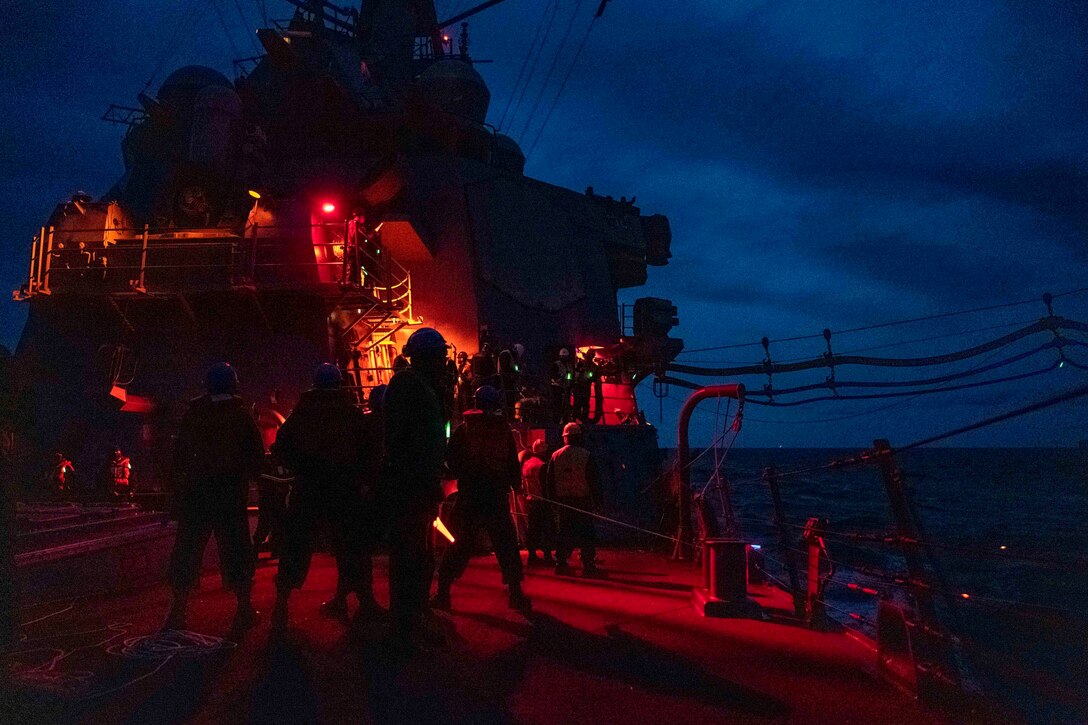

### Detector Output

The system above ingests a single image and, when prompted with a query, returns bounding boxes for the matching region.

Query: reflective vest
[111,457,132,486]
[521,456,545,497]
[552,360,573,389]
[550,444,590,498]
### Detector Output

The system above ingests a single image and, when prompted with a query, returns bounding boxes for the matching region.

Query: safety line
[677,286,1088,355]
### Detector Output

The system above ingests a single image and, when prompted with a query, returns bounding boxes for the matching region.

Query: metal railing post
[40,226,55,293]
[35,226,46,290]
[763,466,804,617]
[135,224,149,292]
[27,233,40,294]
[249,222,259,281]
[803,516,826,629]
[872,438,961,701]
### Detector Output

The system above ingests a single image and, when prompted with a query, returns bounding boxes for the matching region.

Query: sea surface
[685,447,1088,719]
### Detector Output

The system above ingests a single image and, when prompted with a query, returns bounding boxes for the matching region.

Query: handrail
[13,221,414,318]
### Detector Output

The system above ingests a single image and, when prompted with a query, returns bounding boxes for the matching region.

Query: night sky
[1,1,1085,447]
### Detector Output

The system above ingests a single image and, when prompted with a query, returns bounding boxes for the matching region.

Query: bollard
[692,538,762,618]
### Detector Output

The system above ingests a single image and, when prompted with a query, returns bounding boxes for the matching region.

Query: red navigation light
[321,201,337,214]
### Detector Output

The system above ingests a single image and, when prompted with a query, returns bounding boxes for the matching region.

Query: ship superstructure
[11,0,681,494]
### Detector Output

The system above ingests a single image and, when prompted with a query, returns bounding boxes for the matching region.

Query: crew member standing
[271,364,376,629]
[109,448,133,502]
[165,363,263,632]
[454,351,473,416]
[548,422,605,578]
[549,349,574,424]
[379,327,450,646]
[572,352,591,423]
[51,453,74,499]
[584,349,604,424]
[433,386,531,611]
[522,439,554,567]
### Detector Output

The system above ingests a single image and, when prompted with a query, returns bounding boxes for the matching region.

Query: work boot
[508,585,532,612]
[230,588,260,634]
[354,594,386,619]
[431,586,452,612]
[162,591,189,631]
[319,596,349,621]
[231,604,261,633]
[582,564,607,580]
[271,593,290,632]
[554,562,573,576]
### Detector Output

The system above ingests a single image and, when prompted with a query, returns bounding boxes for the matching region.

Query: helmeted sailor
[271,363,377,629]
[433,385,531,612]
[378,327,450,646]
[548,422,604,578]
[165,362,263,632]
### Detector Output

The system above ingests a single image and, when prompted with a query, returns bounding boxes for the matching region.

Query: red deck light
[321,201,337,214]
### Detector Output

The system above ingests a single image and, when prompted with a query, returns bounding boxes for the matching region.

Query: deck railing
[13,222,414,321]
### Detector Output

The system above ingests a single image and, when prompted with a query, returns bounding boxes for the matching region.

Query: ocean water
[687,447,1088,718]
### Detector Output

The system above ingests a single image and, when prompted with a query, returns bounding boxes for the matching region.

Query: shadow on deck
[3,549,978,724]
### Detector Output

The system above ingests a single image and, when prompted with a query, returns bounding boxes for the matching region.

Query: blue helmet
[368,384,387,411]
[474,385,502,413]
[206,362,238,395]
[402,327,448,358]
[313,362,342,390]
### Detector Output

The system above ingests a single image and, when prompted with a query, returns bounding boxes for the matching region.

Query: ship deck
[5,549,983,724]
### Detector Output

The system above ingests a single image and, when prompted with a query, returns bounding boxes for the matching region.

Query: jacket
[445,410,520,500]
[272,388,370,493]
[381,366,446,505]
[173,394,263,505]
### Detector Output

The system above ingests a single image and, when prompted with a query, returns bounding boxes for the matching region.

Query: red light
[321,202,337,214]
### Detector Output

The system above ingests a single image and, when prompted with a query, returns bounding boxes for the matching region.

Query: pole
[763,466,803,617]
[136,224,149,292]
[672,383,745,560]
[872,439,960,699]
[41,226,55,293]
[803,517,826,628]
[27,233,39,294]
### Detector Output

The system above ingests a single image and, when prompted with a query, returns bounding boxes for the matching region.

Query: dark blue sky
[1,0,1086,446]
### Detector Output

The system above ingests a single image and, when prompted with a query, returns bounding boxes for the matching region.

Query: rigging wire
[497,0,557,130]
[517,0,586,144]
[675,286,1088,355]
[253,0,269,28]
[677,316,1043,365]
[668,317,1088,378]
[142,0,207,91]
[892,379,1088,453]
[506,0,560,135]
[748,341,1069,397]
[738,361,1061,407]
[211,0,243,60]
[229,0,262,55]
[524,10,597,160]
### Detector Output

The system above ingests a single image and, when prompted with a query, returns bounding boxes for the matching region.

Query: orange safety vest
[111,457,132,486]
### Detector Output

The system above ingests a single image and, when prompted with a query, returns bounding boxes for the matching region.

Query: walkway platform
[4,549,988,723]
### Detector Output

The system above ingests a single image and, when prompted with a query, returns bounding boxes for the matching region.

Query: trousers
[554,496,596,567]
[387,501,438,633]
[525,499,555,556]
[438,494,523,587]
[168,492,254,592]
[275,486,372,596]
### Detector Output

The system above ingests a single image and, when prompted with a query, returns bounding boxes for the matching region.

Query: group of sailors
[451,344,609,427]
[48,448,133,502]
[164,327,603,651]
